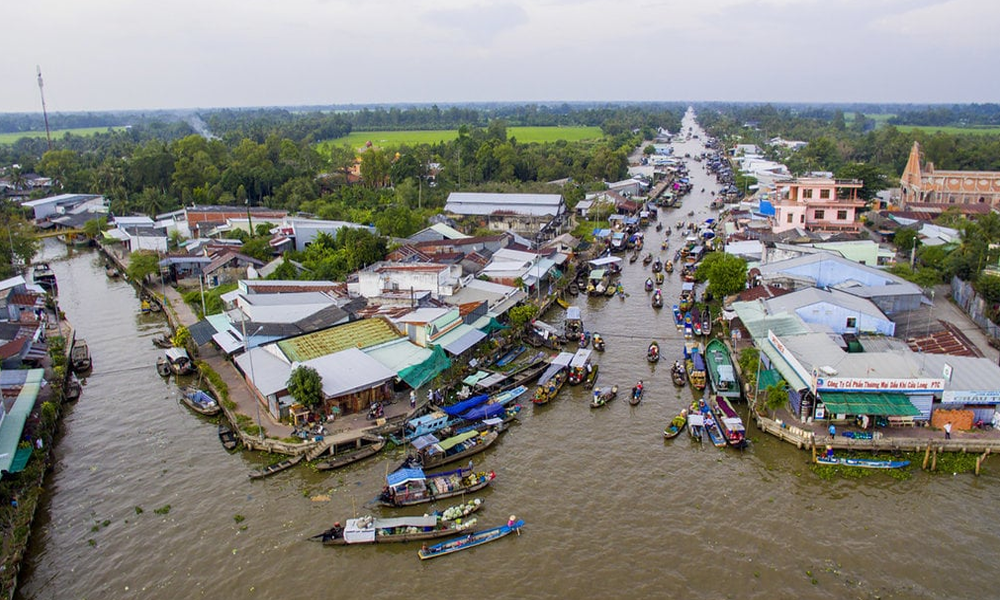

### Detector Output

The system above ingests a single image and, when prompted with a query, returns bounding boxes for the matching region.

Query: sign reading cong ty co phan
[815,377,946,393]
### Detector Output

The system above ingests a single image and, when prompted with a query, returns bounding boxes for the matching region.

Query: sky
[4,0,999,113]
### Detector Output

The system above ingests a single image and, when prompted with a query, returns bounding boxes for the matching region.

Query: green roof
[757,368,784,392]
[0,370,43,478]
[820,392,921,417]
[278,317,402,363]
[437,430,479,451]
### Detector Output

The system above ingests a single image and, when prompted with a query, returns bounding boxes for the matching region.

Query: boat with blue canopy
[379,465,495,507]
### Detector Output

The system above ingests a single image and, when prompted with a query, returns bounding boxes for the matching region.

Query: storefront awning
[757,368,784,392]
[819,392,921,417]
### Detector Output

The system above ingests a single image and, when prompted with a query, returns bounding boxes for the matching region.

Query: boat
[629,382,644,406]
[672,305,684,329]
[651,258,662,273]
[532,352,573,405]
[693,398,726,448]
[417,519,524,560]
[495,345,526,368]
[152,334,173,349]
[692,306,703,336]
[644,278,654,292]
[643,253,653,266]
[32,263,57,292]
[705,339,740,399]
[651,289,663,309]
[378,465,496,507]
[180,386,221,416]
[248,454,305,480]
[163,347,196,376]
[156,356,172,377]
[713,395,747,448]
[218,425,238,450]
[688,210,695,216]
[647,341,660,363]
[315,436,387,470]
[70,338,92,372]
[655,222,663,232]
[590,385,618,408]
[665,260,674,273]
[315,512,480,546]
[105,266,120,278]
[683,312,693,339]
[655,272,664,285]
[64,374,82,403]
[663,409,689,439]
[684,342,707,391]
[670,361,687,387]
[816,456,911,469]
[555,297,570,309]
[687,412,704,442]
[616,284,625,299]
[578,331,591,349]
[584,364,600,389]
[567,281,580,296]
[676,221,685,230]
[701,307,712,336]
[567,348,593,385]
[592,333,606,352]
[629,251,639,264]
[404,429,500,470]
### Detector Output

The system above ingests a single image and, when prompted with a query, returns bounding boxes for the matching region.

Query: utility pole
[36,66,52,152]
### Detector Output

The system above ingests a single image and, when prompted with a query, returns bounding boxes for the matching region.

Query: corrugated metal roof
[920,353,1000,393]
[764,287,889,321]
[278,317,402,363]
[445,192,565,217]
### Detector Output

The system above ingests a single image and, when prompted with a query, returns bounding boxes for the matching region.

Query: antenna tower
[36,65,53,152]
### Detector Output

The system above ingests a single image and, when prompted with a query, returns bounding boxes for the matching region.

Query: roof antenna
[36,65,53,152]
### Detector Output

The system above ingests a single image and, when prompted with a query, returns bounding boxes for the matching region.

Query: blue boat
[672,305,684,329]
[417,519,524,560]
[816,456,910,469]
[495,345,525,367]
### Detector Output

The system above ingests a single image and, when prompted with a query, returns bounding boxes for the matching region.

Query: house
[761,287,896,336]
[606,178,644,197]
[21,194,104,222]
[771,177,865,233]
[444,192,565,238]
[900,141,1000,210]
[477,248,560,292]
[184,205,288,238]
[393,307,486,357]
[269,217,375,253]
[444,278,525,318]
[203,252,265,288]
[756,253,924,315]
[406,223,469,244]
[355,262,462,300]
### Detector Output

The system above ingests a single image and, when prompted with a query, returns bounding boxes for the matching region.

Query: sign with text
[766,330,812,388]
[815,376,945,393]
[941,390,1000,404]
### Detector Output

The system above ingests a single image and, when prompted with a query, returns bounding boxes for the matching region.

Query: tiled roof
[277,317,402,362]
[736,285,792,302]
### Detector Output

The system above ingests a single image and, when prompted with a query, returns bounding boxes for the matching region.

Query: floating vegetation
[153,505,171,515]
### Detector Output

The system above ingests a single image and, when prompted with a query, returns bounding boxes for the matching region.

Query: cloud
[423,2,529,43]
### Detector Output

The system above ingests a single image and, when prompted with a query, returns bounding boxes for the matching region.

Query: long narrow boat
[703,413,727,448]
[417,519,524,560]
[816,456,910,469]
[701,306,712,336]
[378,466,496,507]
[672,305,684,329]
[248,454,305,480]
[705,339,740,399]
[406,430,500,471]
[532,351,573,405]
[495,345,526,367]
[684,342,707,391]
[180,386,221,416]
[647,341,660,363]
[590,385,618,408]
[584,364,600,389]
[663,409,688,439]
[670,362,687,387]
[713,395,747,448]
[218,425,239,451]
[629,383,644,406]
[315,437,387,470]
[315,511,481,546]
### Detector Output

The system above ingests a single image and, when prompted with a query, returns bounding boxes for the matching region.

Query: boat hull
[417,520,524,560]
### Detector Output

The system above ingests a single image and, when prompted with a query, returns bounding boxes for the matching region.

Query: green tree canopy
[893,227,919,254]
[508,304,539,332]
[127,250,161,283]
[695,252,748,299]
[287,365,324,410]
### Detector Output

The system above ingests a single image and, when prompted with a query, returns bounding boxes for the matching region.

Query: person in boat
[321,522,344,542]
[636,380,643,393]
[825,446,834,459]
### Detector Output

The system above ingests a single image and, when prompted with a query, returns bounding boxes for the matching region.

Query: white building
[355,262,462,299]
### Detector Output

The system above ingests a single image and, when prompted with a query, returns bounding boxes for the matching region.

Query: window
[837,210,848,220]
[820,189,831,199]
[802,189,813,199]
[814,209,825,219]
[786,213,793,224]
[846,317,857,329]
[800,215,805,223]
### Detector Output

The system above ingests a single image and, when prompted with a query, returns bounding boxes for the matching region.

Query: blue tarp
[759,200,775,216]
[441,393,489,416]
[387,467,425,487]
[460,402,506,421]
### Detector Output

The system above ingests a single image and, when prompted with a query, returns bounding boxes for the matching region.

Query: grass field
[319,126,604,150]
[894,125,1000,136]
[0,126,125,145]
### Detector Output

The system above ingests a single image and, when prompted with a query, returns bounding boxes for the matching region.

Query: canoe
[651,259,662,273]
[219,425,239,451]
[643,254,653,266]
[590,385,618,408]
[248,454,305,480]
[713,395,747,449]
[315,437,387,470]
[592,334,606,352]
[156,356,172,377]
[556,298,570,309]
[417,519,524,560]
[816,456,910,469]
[495,345,526,367]
[647,341,660,363]
[663,409,689,439]
[152,335,173,349]
[378,466,496,507]
[671,363,687,387]
[651,290,663,309]
[629,384,644,406]
[180,386,221,416]
[584,364,600,389]
[644,278,654,292]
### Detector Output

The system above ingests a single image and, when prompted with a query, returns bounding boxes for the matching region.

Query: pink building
[771,178,864,233]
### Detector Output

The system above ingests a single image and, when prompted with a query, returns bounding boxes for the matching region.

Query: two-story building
[354,262,462,300]
[444,192,565,239]
[771,177,865,233]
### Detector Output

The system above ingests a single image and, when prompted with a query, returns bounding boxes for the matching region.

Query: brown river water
[17,112,1000,600]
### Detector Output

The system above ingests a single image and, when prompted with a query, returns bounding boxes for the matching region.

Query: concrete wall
[794,301,895,336]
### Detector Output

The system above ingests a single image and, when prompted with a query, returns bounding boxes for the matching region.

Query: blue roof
[387,467,425,487]
[442,393,489,416]
[460,402,506,421]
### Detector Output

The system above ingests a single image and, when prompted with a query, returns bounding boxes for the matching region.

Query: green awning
[437,430,479,451]
[476,317,509,335]
[819,392,921,417]
[8,447,32,473]
[757,369,784,392]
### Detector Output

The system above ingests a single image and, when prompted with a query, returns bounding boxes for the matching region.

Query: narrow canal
[17,111,1000,600]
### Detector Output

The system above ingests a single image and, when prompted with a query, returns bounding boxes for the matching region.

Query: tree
[975,274,1000,305]
[0,208,39,279]
[287,365,324,410]
[127,250,160,283]
[241,237,274,263]
[835,162,891,202]
[893,228,919,254]
[695,252,748,299]
[761,380,789,418]
[643,144,656,156]
[508,304,539,332]
[82,216,108,239]
[738,347,760,394]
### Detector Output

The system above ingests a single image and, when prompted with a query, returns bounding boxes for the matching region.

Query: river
[17,110,1000,600]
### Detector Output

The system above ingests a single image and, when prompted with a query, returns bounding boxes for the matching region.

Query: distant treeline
[888,104,1000,127]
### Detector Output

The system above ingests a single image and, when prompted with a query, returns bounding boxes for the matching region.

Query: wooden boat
[555,297,570,309]
[105,266,120,278]
[495,345,526,367]
[663,409,689,439]
[70,339,92,372]
[676,221,685,230]
[532,368,567,405]
[315,512,480,546]
[315,437,387,470]
[32,263,57,292]
[644,278,654,292]
[567,280,580,296]
[378,466,496,507]
[687,412,704,442]
[671,362,687,386]
[701,307,712,336]
[64,374,82,402]
[629,251,639,264]
[584,364,600,389]
[654,272,664,285]
[665,260,674,273]
[152,335,173,349]
[705,339,740,399]
[180,386,221,416]
[156,356,172,377]
[651,290,663,309]
[672,305,684,329]
[651,258,662,273]
[683,312,694,339]
[692,306,703,336]
[816,456,910,469]
[417,519,524,560]
[684,342,707,391]
[578,331,591,349]
[590,385,618,408]
[163,347,196,376]
[592,333,606,352]
[642,253,653,266]
[405,429,500,471]
[219,425,239,450]
[655,222,663,232]
[248,454,305,480]
[647,341,660,363]
[713,395,747,448]
[629,383,644,406]
[695,403,727,448]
